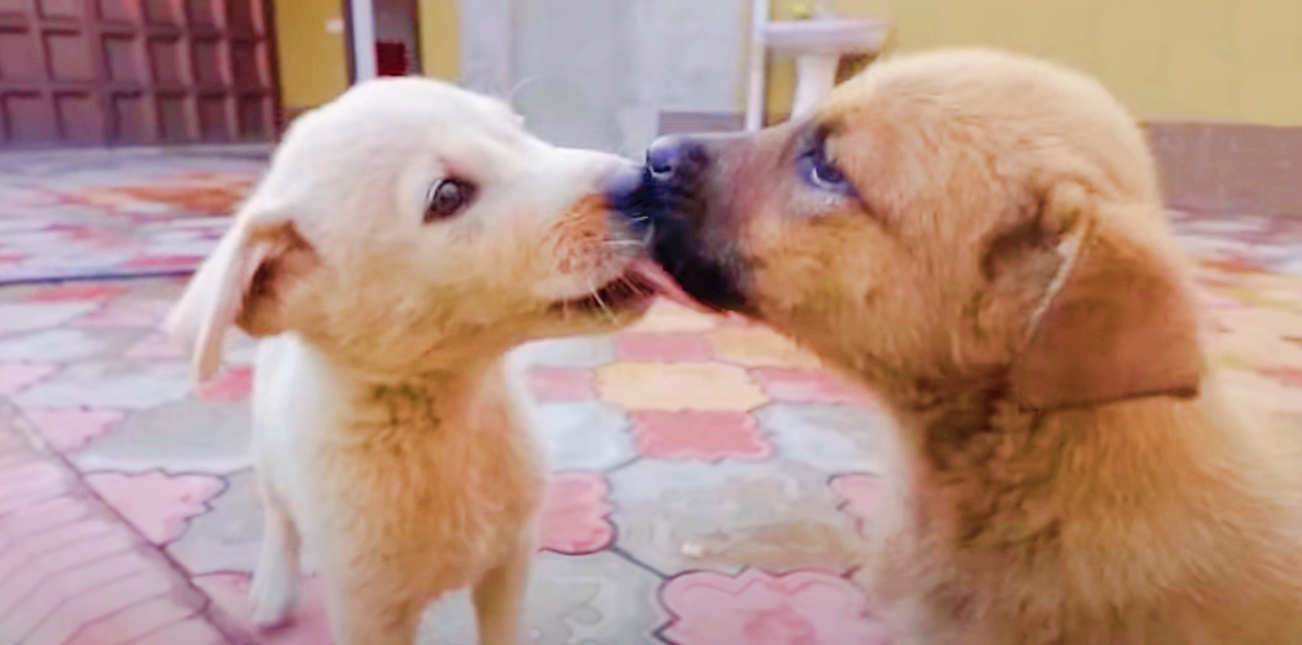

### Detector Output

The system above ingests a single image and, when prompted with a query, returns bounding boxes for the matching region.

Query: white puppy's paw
[248,566,299,629]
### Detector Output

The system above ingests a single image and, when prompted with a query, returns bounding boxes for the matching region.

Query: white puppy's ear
[167,206,315,382]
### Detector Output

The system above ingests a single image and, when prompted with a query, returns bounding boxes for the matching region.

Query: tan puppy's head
[170,77,656,381]
[613,48,1204,409]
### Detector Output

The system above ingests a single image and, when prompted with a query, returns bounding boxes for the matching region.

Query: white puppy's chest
[252,336,542,586]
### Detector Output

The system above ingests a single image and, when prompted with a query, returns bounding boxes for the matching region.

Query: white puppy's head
[168,77,656,380]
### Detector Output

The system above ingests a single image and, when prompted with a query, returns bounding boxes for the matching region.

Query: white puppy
[167,78,658,645]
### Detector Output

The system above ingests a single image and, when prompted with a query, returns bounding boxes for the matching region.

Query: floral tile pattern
[659,569,890,645]
[0,149,264,284]
[0,150,1299,644]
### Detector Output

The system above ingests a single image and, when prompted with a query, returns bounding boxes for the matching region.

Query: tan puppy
[614,48,1302,644]
[168,78,657,645]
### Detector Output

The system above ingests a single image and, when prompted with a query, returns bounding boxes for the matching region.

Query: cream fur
[168,77,652,645]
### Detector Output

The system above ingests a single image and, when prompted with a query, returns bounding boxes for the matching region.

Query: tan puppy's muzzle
[607,132,758,313]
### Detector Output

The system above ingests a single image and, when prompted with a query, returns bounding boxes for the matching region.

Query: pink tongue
[627,258,714,314]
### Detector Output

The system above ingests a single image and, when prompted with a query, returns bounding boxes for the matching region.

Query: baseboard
[1146,121,1302,217]
[657,111,744,136]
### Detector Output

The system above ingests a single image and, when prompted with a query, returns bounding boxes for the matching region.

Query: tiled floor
[0,149,262,285]
[0,150,1299,644]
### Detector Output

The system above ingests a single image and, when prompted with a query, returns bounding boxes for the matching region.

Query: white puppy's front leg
[472,533,533,645]
[249,476,302,628]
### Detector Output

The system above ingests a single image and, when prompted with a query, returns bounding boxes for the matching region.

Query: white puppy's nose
[601,163,643,207]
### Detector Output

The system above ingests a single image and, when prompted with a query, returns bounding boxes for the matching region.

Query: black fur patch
[609,165,750,313]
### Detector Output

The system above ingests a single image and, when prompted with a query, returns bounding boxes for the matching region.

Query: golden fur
[168,78,653,645]
[628,48,1302,643]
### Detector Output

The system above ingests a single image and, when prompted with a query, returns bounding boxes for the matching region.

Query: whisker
[603,239,643,249]
[586,277,613,319]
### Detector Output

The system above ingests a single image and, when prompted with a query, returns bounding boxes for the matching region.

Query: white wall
[456,0,745,156]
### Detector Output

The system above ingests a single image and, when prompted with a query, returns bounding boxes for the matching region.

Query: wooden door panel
[95,0,137,22]
[38,0,81,20]
[55,90,104,143]
[4,93,57,142]
[0,0,27,18]
[1,0,279,147]
[108,91,148,142]
[102,33,142,82]
[44,31,96,81]
[0,29,42,81]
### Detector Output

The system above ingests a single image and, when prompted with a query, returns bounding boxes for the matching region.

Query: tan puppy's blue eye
[798,137,854,196]
[424,179,476,222]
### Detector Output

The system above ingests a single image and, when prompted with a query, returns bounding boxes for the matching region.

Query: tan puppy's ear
[167,207,315,383]
[1010,190,1204,410]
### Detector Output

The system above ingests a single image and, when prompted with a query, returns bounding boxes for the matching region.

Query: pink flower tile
[1258,365,1302,389]
[25,408,124,453]
[195,572,331,644]
[198,366,253,402]
[0,302,99,335]
[84,471,226,545]
[539,472,614,555]
[751,368,869,406]
[124,333,186,361]
[13,362,191,410]
[61,596,197,645]
[126,254,203,269]
[0,460,63,497]
[630,411,772,461]
[45,551,151,599]
[831,474,882,533]
[0,362,60,395]
[131,617,229,645]
[2,574,67,644]
[1200,255,1267,275]
[528,367,597,402]
[0,462,65,513]
[660,569,889,645]
[32,530,135,580]
[73,300,172,329]
[28,283,128,302]
[23,519,116,554]
[4,495,88,536]
[63,228,136,251]
[615,333,714,362]
[19,564,179,645]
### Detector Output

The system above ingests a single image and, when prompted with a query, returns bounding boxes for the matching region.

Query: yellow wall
[417,0,460,81]
[274,0,458,109]
[764,0,1302,126]
[274,0,349,110]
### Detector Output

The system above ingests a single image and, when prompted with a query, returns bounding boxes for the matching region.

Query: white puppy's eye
[424,179,476,222]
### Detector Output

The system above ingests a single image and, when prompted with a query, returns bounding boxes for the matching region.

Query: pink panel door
[0,0,278,147]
